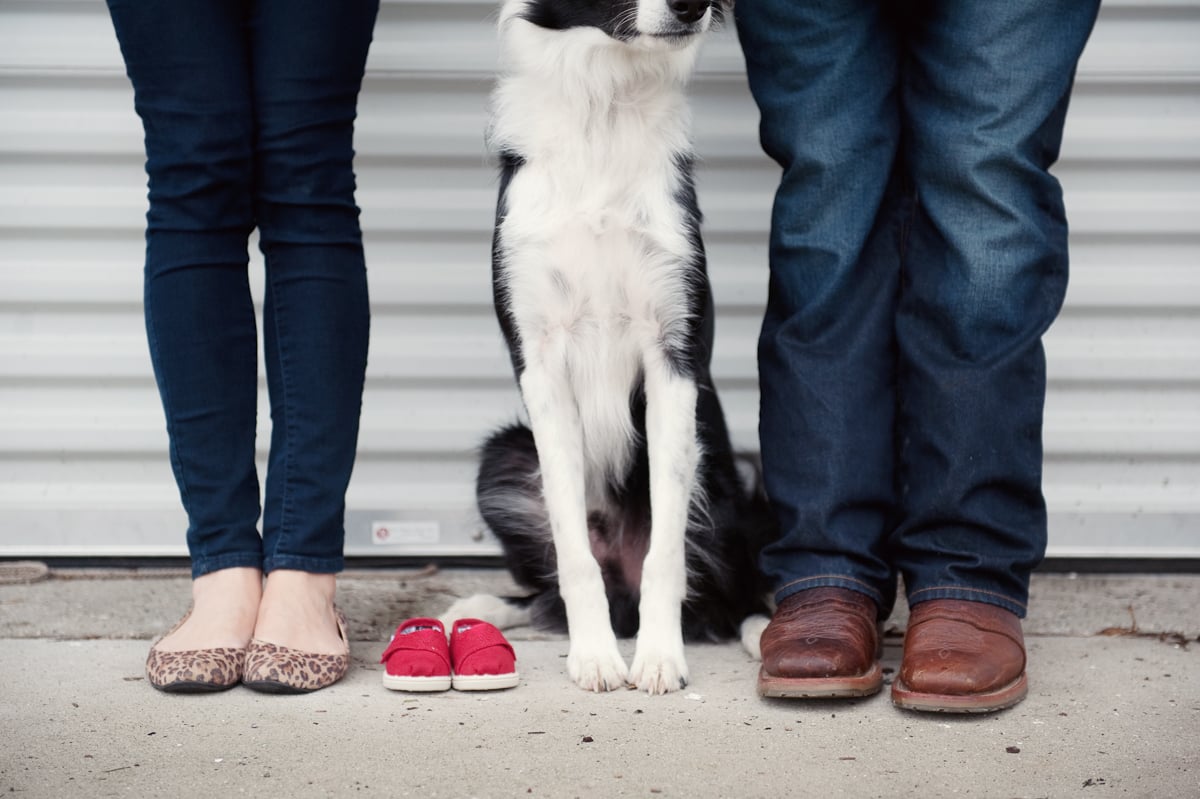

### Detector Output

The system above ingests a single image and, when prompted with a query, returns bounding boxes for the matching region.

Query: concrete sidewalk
[1,567,1197,798]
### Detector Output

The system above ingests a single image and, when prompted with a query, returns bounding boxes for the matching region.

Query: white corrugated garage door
[1,0,1197,560]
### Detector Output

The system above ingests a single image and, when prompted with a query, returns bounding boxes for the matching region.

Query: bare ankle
[253,570,343,653]
[262,570,336,604]
[193,567,263,600]
[155,567,262,652]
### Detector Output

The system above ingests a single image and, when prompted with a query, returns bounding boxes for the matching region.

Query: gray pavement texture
[1,566,1198,799]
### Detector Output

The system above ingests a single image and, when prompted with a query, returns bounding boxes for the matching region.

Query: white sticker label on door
[371,521,440,546]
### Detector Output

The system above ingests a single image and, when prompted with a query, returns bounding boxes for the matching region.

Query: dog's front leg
[519,361,629,692]
[630,359,698,694]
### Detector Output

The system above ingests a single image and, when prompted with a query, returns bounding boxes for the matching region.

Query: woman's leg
[106,0,263,649]
[246,0,379,652]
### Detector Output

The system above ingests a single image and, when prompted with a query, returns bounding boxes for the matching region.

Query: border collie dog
[444,0,774,695]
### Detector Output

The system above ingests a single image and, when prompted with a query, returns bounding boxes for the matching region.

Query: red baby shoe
[449,619,519,691]
[380,618,452,692]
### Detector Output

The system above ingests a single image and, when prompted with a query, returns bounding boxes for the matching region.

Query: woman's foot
[243,570,350,693]
[154,566,262,652]
[252,570,345,655]
[146,566,261,692]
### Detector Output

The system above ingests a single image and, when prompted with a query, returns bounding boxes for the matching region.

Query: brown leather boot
[892,599,1027,713]
[757,586,883,698]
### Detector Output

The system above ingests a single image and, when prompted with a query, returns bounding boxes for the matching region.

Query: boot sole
[891,672,1028,713]
[757,662,884,699]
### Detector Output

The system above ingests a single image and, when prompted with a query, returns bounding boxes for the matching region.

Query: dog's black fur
[479,415,774,643]
[476,0,774,646]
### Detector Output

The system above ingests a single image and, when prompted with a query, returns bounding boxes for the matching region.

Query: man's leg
[736,0,903,696]
[891,0,1100,711]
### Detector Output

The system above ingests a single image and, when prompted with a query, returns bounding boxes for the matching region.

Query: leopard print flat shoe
[145,607,246,693]
[242,608,351,694]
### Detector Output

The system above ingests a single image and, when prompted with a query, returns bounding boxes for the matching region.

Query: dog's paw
[629,639,689,695]
[739,614,769,661]
[567,641,629,693]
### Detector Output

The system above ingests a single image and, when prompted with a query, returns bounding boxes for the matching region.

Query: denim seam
[907,585,1028,612]
[265,264,297,567]
[776,574,882,598]
[896,183,918,261]
[264,553,343,575]
[191,551,263,579]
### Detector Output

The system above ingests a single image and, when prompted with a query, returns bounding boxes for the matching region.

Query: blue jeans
[106,0,378,578]
[735,1,1099,617]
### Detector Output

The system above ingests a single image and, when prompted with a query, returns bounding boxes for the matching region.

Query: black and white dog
[443,0,774,695]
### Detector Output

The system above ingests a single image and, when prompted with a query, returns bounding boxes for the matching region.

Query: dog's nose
[669,0,710,25]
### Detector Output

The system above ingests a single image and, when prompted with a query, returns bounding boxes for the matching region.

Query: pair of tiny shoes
[380,617,518,692]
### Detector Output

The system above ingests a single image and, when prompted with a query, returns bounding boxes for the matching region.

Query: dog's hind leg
[630,360,698,694]
[519,359,629,692]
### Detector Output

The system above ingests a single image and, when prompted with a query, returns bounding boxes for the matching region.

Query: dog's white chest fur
[493,21,702,492]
